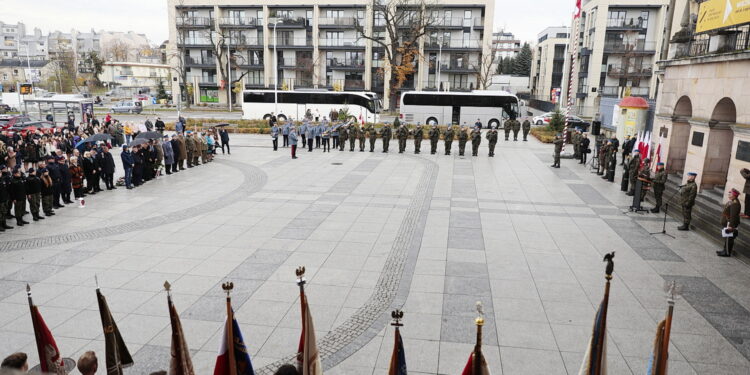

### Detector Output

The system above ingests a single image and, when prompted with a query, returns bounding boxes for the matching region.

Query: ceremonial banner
[213,311,255,375]
[97,289,134,375]
[697,0,750,33]
[578,299,609,375]
[387,326,407,375]
[28,286,67,375]
[168,294,195,375]
[646,320,667,375]
[461,352,491,375]
[297,293,322,375]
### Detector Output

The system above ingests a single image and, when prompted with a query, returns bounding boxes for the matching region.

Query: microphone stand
[650,184,683,238]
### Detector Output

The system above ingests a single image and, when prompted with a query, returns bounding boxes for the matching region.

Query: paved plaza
[2,133,750,374]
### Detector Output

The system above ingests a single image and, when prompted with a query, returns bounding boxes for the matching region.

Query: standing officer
[381,123,392,153]
[443,125,455,155]
[503,119,512,141]
[306,123,315,152]
[299,121,308,148]
[349,123,358,152]
[428,125,440,154]
[626,150,641,196]
[486,126,498,157]
[398,124,408,153]
[282,121,290,147]
[511,118,521,141]
[457,125,468,156]
[470,126,482,157]
[358,124,366,152]
[522,118,531,141]
[572,130,581,159]
[185,132,195,168]
[413,123,424,154]
[271,122,280,151]
[25,168,43,221]
[551,134,563,168]
[367,123,377,152]
[718,188,742,257]
[339,123,348,151]
[332,123,340,149]
[0,166,11,230]
[678,172,698,231]
[637,158,651,199]
[580,134,590,165]
[650,162,667,213]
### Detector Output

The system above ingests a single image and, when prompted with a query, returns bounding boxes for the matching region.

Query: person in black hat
[39,168,55,216]
[9,168,29,226]
[25,168,43,221]
[47,156,63,209]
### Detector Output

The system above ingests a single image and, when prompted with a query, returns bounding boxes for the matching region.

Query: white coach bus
[241,90,381,123]
[399,90,521,128]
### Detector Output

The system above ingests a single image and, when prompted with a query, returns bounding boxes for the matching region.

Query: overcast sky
[3,0,574,45]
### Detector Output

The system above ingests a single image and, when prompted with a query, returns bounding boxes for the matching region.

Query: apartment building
[564,0,669,118]
[492,30,521,59]
[1,21,47,60]
[166,0,494,107]
[529,26,569,102]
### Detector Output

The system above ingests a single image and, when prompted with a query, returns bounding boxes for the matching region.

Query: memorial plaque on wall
[737,141,750,162]
[692,131,704,147]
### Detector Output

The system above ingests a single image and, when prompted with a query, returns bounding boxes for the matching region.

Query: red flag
[573,0,582,18]
[28,286,66,374]
[461,352,491,375]
[296,293,322,375]
[168,294,195,375]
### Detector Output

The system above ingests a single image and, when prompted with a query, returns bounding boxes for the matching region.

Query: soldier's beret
[731,188,740,196]
[687,172,697,176]
[657,162,664,166]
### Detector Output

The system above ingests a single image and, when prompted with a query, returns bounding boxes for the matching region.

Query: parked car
[0,104,11,114]
[0,115,61,136]
[111,100,143,114]
[532,112,554,125]
[566,116,590,131]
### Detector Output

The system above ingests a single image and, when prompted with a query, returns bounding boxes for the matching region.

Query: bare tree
[102,40,132,61]
[474,51,498,90]
[169,4,194,108]
[354,0,439,110]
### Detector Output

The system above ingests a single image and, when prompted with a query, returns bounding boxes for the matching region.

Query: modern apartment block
[565,0,669,118]
[1,21,48,60]
[492,30,521,59]
[529,26,569,102]
[166,0,494,107]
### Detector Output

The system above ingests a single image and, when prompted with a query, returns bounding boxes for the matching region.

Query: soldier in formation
[349,124,358,152]
[503,119,512,141]
[511,118,521,141]
[551,134,563,168]
[470,126,482,157]
[339,124,348,151]
[678,172,698,231]
[358,125,366,152]
[522,119,531,141]
[457,125,468,156]
[381,123,392,153]
[367,124,377,152]
[397,124,408,153]
[443,125,455,155]
[413,124,423,154]
[486,127,498,157]
[429,125,440,155]
[572,130,582,159]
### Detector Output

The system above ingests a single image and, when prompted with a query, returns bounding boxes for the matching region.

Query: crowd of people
[0,112,229,231]
[553,130,743,258]
[267,113,533,159]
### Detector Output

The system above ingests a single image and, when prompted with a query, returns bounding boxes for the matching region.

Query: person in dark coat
[155,117,165,133]
[0,167,12,230]
[170,135,180,173]
[100,146,116,190]
[46,156,63,208]
[82,152,97,194]
[133,145,145,186]
[58,157,73,204]
[24,168,43,221]
[219,128,230,154]
[580,134,590,165]
[740,168,750,218]
[9,168,29,226]
[121,145,135,189]
[40,167,54,217]
[718,188,742,257]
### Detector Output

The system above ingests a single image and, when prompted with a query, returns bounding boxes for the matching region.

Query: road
[103,109,399,124]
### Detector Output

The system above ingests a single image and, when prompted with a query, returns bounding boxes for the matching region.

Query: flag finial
[296,266,307,286]
[95,274,99,288]
[164,280,172,296]
[664,280,681,306]
[26,283,31,296]
[391,309,404,327]
[603,252,615,280]
[475,301,485,326]
[222,281,234,296]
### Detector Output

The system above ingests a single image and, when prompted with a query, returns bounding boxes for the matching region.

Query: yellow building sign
[696,0,750,33]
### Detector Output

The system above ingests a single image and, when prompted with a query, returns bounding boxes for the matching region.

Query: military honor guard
[511,118,521,141]
[626,150,641,196]
[522,118,531,141]
[428,125,440,154]
[486,127,498,157]
[470,126,482,157]
[503,119,512,141]
[443,125,455,155]
[413,124,423,154]
[381,123,392,153]
[678,172,698,231]
[718,188,742,257]
[397,124,408,153]
[457,125,468,156]
[367,124,377,152]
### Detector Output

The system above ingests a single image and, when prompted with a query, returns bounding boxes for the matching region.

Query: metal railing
[440,61,476,70]
[274,37,312,47]
[424,39,481,49]
[219,17,263,27]
[319,38,365,47]
[325,78,365,90]
[606,64,653,77]
[226,37,261,46]
[675,28,750,59]
[180,37,211,45]
[327,58,365,68]
[431,17,483,27]
[277,77,315,88]
[603,41,656,53]
[186,56,216,65]
[275,17,308,27]
[606,18,647,29]
[199,76,217,84]
[277,58,314,68]
[600,85,649,97]
[318,17,359,27]
[176,17,214,27]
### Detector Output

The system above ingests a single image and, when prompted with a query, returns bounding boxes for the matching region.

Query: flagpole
[474,302,485,375]
[222,282,237,375]
[595,252,615,375]
[296,266,307,374]
[563,2,581,152]
[389,309,404,375]
[657,281,678,374]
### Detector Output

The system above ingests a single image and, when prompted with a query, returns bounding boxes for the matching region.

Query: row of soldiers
[273,118,532,157]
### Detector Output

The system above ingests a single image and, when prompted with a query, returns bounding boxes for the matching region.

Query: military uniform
[185,135,195,167]
[678,178,698,230]
[0,174,9,230]
[470,128,482,156]
[25,172,43,221]
[457,127,468,156]
[552,137,563,167]
[339,125,348,151]
[522,120,531,141]
[444,126,455,155]
[413,125,423,154]
[572,132,581,158]
[358,126,366,152]
[719,193,741,256]
[638,163,651,199]
[503,120,512,140]
[381,125,392,152]
[367,125,377,152]
[398,126,408,153]
[511,120,521,141]
[651,167,667,213]
[349,125,358,152]
[428,126,440,154]
[9,173,28,226]
[486,128,498,157]
[626,154,641,195]
[604,144,617,182]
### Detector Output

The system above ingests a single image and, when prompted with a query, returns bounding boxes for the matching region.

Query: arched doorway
[667,96,692,173]
[702,97,736,189]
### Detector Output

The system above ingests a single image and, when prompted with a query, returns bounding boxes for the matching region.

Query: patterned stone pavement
[1,133,750,374]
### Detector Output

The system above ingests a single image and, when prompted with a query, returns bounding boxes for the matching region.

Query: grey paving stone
[444,276,491,296]
[440,314,498,345]
[445,261,489,278]
[443,293,494,317]
[447,227,485,250]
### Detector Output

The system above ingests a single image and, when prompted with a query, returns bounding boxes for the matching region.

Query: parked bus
[242,90,381,123]
[399,91,520,128]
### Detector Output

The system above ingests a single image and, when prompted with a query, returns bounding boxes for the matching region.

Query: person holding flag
[461,302,491,375]
[295,267,322,375]
[213,282,255,375]
[578,252,615,375]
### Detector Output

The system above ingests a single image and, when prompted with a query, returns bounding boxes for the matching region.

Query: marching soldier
[367,124,377,152]
[428,125,440,154]
[503,119,512,141]
[551,134,563,168]
[678,172,698,231]
[457,125,468,156]
[349,124,358,152]
[626,150,641,196]
[358,124,366,152]
[398,124,408,153]
[486,127,498,157]
[444,125,455,155]
[339,123,348,151]
[413,123,423,154]
[25,168,43,221]
[511,118,521,141]
[470,126,482,157]
[650,162,667,213]
[9,168,28,226]
[522,119,531,141]
[381,123,392,153]
[718,188,742,257]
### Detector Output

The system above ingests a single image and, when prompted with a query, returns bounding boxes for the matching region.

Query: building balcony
[226,37,262,47]
[245,79,265,88]
[424,39,482,51]
[219,17,263,28]
[371,59,385,69]
[580,47,592,56]
[600,85,649,97]
[277,58,314,70]
[327,58,365,70]
[318,38,365,49]
[273,38,313,49]
[176,17,214,28]
[199,76,218,86]
[186,56,216,67]
[440,61,477,73]
[606,64,653,78]
[178,38,212,47]
[277,77,315,89]
[318,17,359,28]
[237,59,264,69]
[603,41,656,54]
[428,17,483,29]
[606,18,647,30]
[324,78,365,91]
[270,17,309,28]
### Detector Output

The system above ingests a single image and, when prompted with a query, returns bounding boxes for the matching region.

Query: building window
[326,10,343,18]
[374,11,385,27]
[276,10,294,19]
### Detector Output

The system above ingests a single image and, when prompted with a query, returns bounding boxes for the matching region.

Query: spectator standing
[289,127,298,159]
[101,146,116,190]
[155,117,165,133]
[219,128,230,154]
[69,157,85,199]
[162,136,174,175]
[121,145,135,189]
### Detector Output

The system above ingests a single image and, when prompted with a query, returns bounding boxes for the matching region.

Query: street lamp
[271,19,281,115]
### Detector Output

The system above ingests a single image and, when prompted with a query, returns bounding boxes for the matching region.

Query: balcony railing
[371,59,385,68]
[176,17,214,27]
[180,37,212,45]
[440,61,476,71]
[424,39,481,49]
[319,38,365,48]
[600,85,649,97]
[226,37,261,46]
[220,17,263,27]
[186,56,216,65]
[273,17,308,27]
[327,58,365,69]
[274,37,312,47]
[325,78,365,90]
[318,17,358,27]
[674,29,750,59]
[606,64,653,77]
[606,18,647,29]
[277,77,315,88]
[277,58,314,69]
[200,76,217,84]
[603,41,656,53]
[431,17,483,28]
